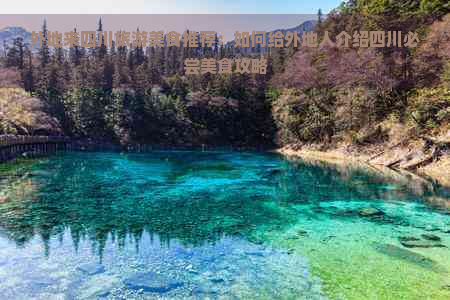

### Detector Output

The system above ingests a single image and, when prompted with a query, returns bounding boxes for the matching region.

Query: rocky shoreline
[276,142,450,188]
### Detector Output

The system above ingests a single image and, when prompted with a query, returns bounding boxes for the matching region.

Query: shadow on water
[373,243,447,273]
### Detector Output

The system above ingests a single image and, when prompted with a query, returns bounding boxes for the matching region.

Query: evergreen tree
[69,28,84,66]
[5,37,24,68]
[318,9,323,26]
[21,47,34,92]
[97,18,108,60]
[39,20,50,66]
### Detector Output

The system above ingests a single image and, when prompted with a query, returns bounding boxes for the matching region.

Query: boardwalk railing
[0,135,70,147]
[0,135,70,162]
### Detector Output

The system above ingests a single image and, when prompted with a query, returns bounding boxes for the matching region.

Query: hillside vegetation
[0,1,448,162]
[0,87,59,135]
[271,1,450,184]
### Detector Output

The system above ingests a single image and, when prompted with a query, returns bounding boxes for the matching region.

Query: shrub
[0,88,60,135]
[409,88,450,130]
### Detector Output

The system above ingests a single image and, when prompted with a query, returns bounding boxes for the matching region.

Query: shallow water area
[0,151,449,299]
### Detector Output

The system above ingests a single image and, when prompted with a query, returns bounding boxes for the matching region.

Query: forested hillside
[0,20,279,147]
[0,0,449,152]
[272,0,450,146]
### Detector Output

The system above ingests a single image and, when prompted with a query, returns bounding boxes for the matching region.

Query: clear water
[0,151,449,299]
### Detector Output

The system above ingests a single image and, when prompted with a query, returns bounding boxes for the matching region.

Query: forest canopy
[0,0,449,149]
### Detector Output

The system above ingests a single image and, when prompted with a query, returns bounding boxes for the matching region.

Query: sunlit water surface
[0,151,449,299]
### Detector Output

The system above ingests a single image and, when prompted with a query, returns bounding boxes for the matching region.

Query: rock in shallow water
[297,230,309,236]
[77,263,105,275]
[244,250,266,257]
[421,233,441,241]
[191,284,223,297]
[123,271,183,293]
[424,225,441,231]
[400,239,446,248]
[27,275,56,290]
[261,168,282,179]
[209,277,225,284]
[358,207,385,217]
[399,236,420,242]
[78,274,120,299]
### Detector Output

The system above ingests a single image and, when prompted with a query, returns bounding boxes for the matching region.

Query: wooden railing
[0,135,70,162]
[0,135,69,147]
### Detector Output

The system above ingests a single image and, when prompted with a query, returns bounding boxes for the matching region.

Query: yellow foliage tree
[0,88,59,135]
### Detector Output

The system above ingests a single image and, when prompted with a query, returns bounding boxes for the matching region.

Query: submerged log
[383,136,450,171]
[367,140,407,162]
[403,154,434,171]
[386,158,402,168]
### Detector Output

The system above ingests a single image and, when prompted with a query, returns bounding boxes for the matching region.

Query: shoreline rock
[276,146,450,188]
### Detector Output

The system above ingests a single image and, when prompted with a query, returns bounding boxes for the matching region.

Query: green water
[0,151,449,299]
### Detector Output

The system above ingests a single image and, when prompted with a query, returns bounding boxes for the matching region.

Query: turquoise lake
[0,151,449,299]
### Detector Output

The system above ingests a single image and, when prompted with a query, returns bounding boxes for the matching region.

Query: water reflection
[283,155,450,210]
[0,151,448,258]
[0,152,293,257]
[1,151,450,299]
[0,229,324,299]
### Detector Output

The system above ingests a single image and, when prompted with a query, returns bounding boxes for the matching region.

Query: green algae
[255,202,450,300]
